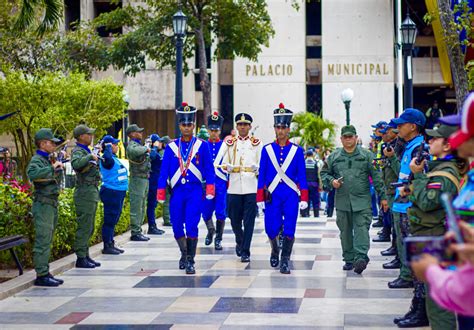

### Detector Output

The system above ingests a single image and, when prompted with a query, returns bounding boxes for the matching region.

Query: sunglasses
[180,123,193,127]
[274,125,288,129]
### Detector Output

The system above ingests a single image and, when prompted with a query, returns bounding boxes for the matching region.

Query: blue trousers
[202,179,227,221]
[146,173,159,226]
[100,187,126,243]
[170,183,203,239]
[264,190,299,240]
[326,189,335,217]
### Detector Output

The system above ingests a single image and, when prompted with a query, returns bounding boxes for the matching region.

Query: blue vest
[392,135,424,214]
[100,156,128,191]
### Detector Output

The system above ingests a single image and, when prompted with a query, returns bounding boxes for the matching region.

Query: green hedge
[0,183,162,269]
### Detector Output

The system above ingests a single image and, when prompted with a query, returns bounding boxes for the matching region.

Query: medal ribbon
[178,137,196,178]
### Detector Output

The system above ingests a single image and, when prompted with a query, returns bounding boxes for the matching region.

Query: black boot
[269,238,280,268]
[75,257,95,269]
[280,237,294,274]
[47,273,64,285]
[373,226,391,242]
[383,257,401,269]
[176,237,187,270]
[215,220,224,250]
[397,283,429,328]
[314,209,320,218]
[148,224,165,235]
[388,277,414,289]
[87,256,101,267]
[205,219,216,246]
[278,231,284,248]
[34,275,60,287]
[381,245,397,256]
[394,296,418,324]
[103,242,120,255]
[185,238,198,275]
[112,241,124,254]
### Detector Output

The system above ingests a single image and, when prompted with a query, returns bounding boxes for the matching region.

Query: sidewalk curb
[0,229,133,301]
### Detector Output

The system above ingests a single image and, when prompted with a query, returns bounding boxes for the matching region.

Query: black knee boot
[269,238,280,267]
[215,220,224,250]
[396,282,429,328]
[204,219,215,246]
[280,237,294,274]
[186,238,198,275]
[176,237,187,270]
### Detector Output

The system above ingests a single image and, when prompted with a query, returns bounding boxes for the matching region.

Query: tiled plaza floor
[0,214,429,329]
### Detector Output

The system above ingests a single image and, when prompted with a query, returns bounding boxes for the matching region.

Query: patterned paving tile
[55,312,93,324]
[245,260,314,270]
[210,297,303,313]
[134,275,220,288]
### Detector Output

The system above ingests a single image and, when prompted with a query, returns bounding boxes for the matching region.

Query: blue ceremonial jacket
[257,141,308,201]
[158,137,215,191]
[208,139,228,184]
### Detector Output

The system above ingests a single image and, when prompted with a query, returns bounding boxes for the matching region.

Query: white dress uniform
[217,112,262,262]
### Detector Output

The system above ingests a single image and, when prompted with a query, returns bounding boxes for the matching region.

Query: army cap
[341,125,357,136]
[426,125,458,138]
[126,124,144,135]
[73,124,96,138]
[35,128,60,143]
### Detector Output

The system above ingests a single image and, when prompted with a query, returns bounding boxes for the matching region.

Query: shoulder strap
[426,171,460,193]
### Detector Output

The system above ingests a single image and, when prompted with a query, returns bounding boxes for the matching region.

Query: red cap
[213,111,218,116]
[449,93,474,149]
[279,103,285,109]
[182,102,188,107]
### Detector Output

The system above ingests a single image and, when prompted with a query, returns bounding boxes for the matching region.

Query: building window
[306,0,321,36]
[307,85,322,116]
[94,1,122,37]
[306,46,321,59]
[65,0,80,31]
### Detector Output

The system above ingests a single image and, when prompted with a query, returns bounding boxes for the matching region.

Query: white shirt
[216,135,262,195]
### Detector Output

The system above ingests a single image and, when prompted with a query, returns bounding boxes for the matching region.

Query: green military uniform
[163,187,171,226]
[71,125,100,259]
[321,126,387,266]
[406,127,460,330]
[27,129,61,277]
[126,125,151,235]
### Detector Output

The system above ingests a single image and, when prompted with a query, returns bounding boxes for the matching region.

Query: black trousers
[228,193,257,256]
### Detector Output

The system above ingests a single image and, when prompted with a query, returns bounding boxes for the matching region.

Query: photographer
[395,124,463,328]
[412,94,474,329]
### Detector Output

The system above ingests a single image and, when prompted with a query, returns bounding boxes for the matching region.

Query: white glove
[158,200,165,204]
[250,164,258,173]
[206,194,214,200]
[226,163,234,172]
[257,202,265,210]
[299,201,308,210]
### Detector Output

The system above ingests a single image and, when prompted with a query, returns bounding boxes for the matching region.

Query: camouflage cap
[341,125,357,136]
[73,124,96,138]
[426,125,458,138]
[34,128,60,143]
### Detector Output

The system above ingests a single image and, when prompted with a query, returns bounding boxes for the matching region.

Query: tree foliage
[13,0,64,35]
[0,71,127,178]
[87,0,275,118]
[289,112,337,154]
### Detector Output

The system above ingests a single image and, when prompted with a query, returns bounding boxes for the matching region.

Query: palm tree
[14,0,63,34]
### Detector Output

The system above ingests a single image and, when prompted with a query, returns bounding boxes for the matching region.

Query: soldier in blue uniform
[256,103,308,274]
[157,102,216,274]
[146,133,166,235]
[202,112,228,250]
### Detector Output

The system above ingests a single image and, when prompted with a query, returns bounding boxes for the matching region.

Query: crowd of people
[22,94,473,329]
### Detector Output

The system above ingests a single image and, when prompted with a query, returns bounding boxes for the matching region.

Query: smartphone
[403,236,456,264]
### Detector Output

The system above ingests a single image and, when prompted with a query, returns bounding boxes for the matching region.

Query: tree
[89,0,275,118]
[0,71,127,178]
[289,112,337,155]
[426,1,472,110]
[14,0,63,34]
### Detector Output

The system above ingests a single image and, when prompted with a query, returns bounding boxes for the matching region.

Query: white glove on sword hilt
[299,201,308,210]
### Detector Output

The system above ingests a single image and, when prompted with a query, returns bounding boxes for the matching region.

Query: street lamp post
[173,10,188,138]
[340,88,354,126]
[400,14,417,109]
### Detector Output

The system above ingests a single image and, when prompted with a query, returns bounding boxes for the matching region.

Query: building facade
[68,0,452,145]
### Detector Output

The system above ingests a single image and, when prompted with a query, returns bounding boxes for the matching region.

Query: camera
[403,236,456,264]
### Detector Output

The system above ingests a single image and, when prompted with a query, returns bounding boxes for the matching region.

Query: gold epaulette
[225,136,237,146]
[250,136,261,146]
